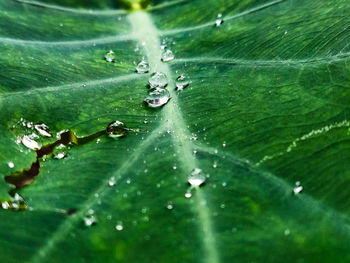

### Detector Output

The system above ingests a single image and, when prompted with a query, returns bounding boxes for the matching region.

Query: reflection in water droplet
[21,135,41,150]
[83,209,97,227]
[148,72,168,89]
[215,14,224,27]
[105,50,116,62]
[188,168,206,187]
[144,88,171,108]
[136,59,150,74]
[175,74,190,90]
[34,124,52,137]
[161,49,175,62]
[106,121,128,138]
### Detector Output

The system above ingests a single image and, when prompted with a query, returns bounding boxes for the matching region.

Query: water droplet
[8,162,14,168]
[188,168,206,187]
[115,223,123,231]
[175,74,190,90]
[106,121,128,138]
[105,50,116,62]
[284,228,291,236]
[136,59,150,74]
[21,135,41,150]
[34,124,52,137]
[108,176,116,187]
[184,192,192,199]
[148,72,168,89]
[83,209,97,227]
[1,193,27,211]
[55,152,66,159]
[293,185,303,195]
[213,162,217,168]
[215,14,224,27]
[144,88,171,108]
[161,49,175,62]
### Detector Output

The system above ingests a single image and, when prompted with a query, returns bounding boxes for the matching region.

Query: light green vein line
[0,73,145,99]
[195,143,350,235]
[13,0,127,15]
[173,52,350,67]
[0,34,134,47]
[129,11,220,263]
[147,0,187,12]
[30,124,166,263]
[161,0,286,35]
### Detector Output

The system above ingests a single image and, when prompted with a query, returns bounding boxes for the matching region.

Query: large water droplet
[136,59,150,74]
[148,72,168,89]
[175,74,190,90]
[161,49,175,62]
[83,209,97,227]
[106,121,128,138]
[188,168,206,187]
[21,135,41,150]
[34,124,52,137]
[144,88,171,108]
[105,50,116,62]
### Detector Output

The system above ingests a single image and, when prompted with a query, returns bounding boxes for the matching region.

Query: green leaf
[1,0,350,262]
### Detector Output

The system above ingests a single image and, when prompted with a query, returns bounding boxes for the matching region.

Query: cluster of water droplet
[1,193,27,211]
[215,13,224,27]
[11,118,52,152]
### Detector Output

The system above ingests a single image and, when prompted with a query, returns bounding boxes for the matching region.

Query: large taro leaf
[1,0,350,262]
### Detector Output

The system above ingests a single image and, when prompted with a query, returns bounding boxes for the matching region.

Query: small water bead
[175,74,190,90]
[215,13,224,27]
[105,50,116,62]
[136,59,150,74]
[166,202,174,210]
[55,152,66,159]
[161,49,175,62]
[188,168,206,187]
[8,162,14,168]
[83,209,97,227]
[106,121,128,138]
[148,72,168,89]
[144,88,171,108]
[184,192,192,199]
[108,176,116,187]
[284,229,291,236]
[115,223,123,231]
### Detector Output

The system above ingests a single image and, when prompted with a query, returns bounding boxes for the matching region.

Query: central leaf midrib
[128,11,220,263]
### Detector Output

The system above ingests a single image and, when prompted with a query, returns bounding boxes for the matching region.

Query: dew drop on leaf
[184,192,192,199]
[161,49,175,62]
[175,74,190,90]
[136,59,150,74]
[104,50,116,62]
[115,224,123,231]
[215,13,224,27]
[8,162,14,168]
[106,121,128,138]
[108,176,116,187]
[188,168,206,187]
[34,124,52,137]
[148,72,168,89]
[83,209,97,227]
[144,88,171,108]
